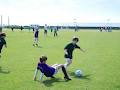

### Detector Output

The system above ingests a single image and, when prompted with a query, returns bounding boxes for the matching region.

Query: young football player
[34,55,71,81]
[33,26,39,47]
[64,36,85,68]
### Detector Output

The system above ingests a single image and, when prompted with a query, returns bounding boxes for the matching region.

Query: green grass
[0,29,120,90]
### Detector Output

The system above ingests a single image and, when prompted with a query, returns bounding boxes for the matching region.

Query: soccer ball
[75,70,83,77]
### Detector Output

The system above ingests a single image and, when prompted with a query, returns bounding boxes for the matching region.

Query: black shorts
[64,54,72,59]
[44,30,47,33]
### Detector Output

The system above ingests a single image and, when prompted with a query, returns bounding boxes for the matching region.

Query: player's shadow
[34,46,42,48]
[36,46,42,48]
[0,67,10,74]
[69,71,91,80]
[41,78,66,87]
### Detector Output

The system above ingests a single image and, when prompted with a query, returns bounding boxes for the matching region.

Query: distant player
[20,26,23,31]
[11,26,14,32]
[99,27,103,32]
[33,26,39,47]
[54,26,58,37]
[0,33,7,57]
[64,36,85,68]
[32,27,34,32]
[34,55,71,81]
[75,26,78,32]
[50,26,53,32]
[44,24,48,36]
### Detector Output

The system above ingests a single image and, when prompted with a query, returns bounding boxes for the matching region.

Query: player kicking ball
[33,55,71,81]
[64,36,85,68]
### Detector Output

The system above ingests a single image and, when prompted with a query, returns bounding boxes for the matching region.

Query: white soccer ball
[75,70,83,77]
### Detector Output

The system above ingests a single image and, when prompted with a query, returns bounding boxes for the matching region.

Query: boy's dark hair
[0,33,6,37]
[72,36,79,42]
[40,55,47,63]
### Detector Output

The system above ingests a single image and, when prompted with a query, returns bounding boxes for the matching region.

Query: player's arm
[64,44,70,55]
[64,49,68,55]
[39,73,44,81]
[33,68,38,81]
[80,48,85,53]
[76,45,85,53]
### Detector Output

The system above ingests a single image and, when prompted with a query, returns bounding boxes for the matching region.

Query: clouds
[0,0,120,25]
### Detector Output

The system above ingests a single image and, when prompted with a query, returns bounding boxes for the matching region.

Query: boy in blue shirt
[34,55,71,81]
[33,26,39,47]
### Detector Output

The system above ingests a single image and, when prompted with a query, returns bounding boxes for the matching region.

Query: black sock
[62,66,69,78]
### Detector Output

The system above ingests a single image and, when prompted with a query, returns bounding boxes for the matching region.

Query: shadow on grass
[115,85,120,89]
[33,45,42,48]
[0,66,10,74]
[69,71,91,80]
[36,46,42,48]
[39,78,68,87]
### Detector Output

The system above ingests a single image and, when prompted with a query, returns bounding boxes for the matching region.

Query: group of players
[33,24,59,47]
[99,27,112,32]
[0,26,85,82]
[33,36,85,81]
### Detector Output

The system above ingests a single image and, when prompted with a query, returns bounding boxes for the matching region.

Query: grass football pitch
[0,29,120,90]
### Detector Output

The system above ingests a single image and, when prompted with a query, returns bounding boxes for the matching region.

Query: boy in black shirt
[64,36,85,68]
[0,33,7,57]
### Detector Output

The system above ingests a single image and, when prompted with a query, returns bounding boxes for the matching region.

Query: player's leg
[64,58,72,68]
[54,32,57,37]
[36,37,38,46]
[53,64,63,70]
[51,64,59,67]
[45,30,47,36]
[34,37,38,46]
[54,32,55,37]
[44,30,45,36]
[33,37,36,46]
[56,32,58,36]
[44,30,47,36]
[52,64,71,80]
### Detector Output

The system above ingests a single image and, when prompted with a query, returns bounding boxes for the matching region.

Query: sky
[0,0,120,25]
